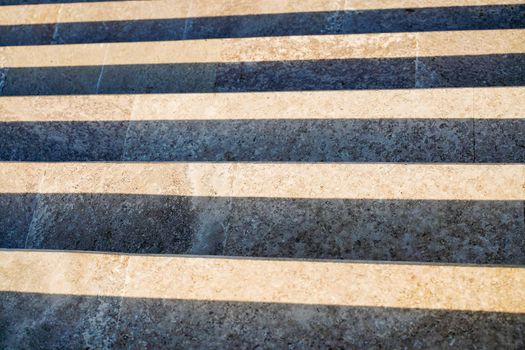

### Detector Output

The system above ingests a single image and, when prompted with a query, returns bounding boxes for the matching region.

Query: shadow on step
[2,194,523,264]
[1,292,524,348]
[1,119,523,163]
[1,4,523,45]
[1,55,525,96]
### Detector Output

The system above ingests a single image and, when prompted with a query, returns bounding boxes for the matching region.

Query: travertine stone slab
[0,163,522,200]
[2,30,523,68]
[0,95,134,122]
[474,87,525,119]
[1,88,523,122]
[416,29,525,57]
[1,250,524,313]
[2,0,523,25]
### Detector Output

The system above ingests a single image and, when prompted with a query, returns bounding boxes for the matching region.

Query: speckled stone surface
[1,250,524,349]
[1,66,101,96]
[1,119,522,162]
[24,194,196,254]
[0,194,36,248]
[416,54,525,88]
[1,0,524,348]
[0,121,127,161]
[10,194,523,264]
[123,119,473,162]
[1,4,523,45]
[475,119,525,163]
[1,55,524,95]
[7,293,520,349]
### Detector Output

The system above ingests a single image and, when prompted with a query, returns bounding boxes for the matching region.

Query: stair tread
[1,249,524,312]
[1,29,523,67]
[1,162,523,200]
[1,88,524,121]
[2,0,523,25]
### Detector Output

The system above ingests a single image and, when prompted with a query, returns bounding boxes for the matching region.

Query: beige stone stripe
[0,163,522,200]
[0,250,523,312]
[1,0,522,25]
[1,88,523,122]
[2,30,524,68]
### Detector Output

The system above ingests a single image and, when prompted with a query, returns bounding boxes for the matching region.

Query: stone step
[2,88,523,121]
[1,2,523,46]
[1,163,523,263]
[2,162,522,199]
[2,250,523,311]
[1,250,523,348]
[2,29,524,67]
[0,103,522,162]
[2,0,523,25]
[2,55,525,95]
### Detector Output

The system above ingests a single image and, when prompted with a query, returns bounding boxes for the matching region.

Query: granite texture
[0,121,127,161]
[2,55,524,95]
[214,58,416,92]
[1,66,102,96]
[2,294,524,349]
[97,63,217,95]
[1,4,523,45]
[0,293,121,349]
[416,54,525,88]
[114,300,525,349]
[9,194,523,264]
[475,119,525,163]
[24,194,196,254]
[0,194,36,248]
[1,0,524,348]
[123,119,472,162]
[1,119,522,162]
[1,249,524,349]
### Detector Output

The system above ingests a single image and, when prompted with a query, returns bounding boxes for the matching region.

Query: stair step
[1,0,522,25]
[2,250,523,312]
[3,250,523,348]
[1,29,523,67]
[1,88,523,121]
[2,2,524,46]
[2,162,522,200]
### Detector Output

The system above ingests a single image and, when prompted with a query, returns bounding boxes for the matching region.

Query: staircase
[0,0,524,348]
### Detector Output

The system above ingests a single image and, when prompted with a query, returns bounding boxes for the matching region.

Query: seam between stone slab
[112,255,132,348]
[50,4,63,45]
[95,44,109,94]
[121,95,140,161]
[23,170,47,249]
[182,0,194,40]
[0,68,7,96]
[219,174,235,255]
[415,32,420,88]
[471,89,476,163]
